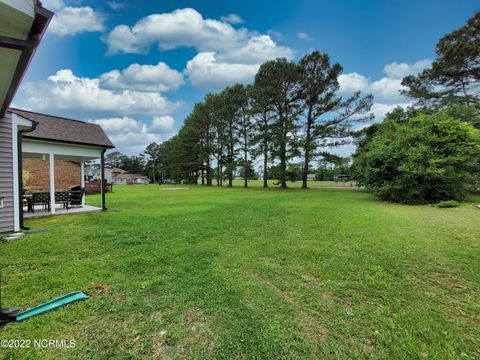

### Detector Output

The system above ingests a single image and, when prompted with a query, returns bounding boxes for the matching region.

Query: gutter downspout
[0,34,40,52]
[18,122,38,230]
[101,148,107,211]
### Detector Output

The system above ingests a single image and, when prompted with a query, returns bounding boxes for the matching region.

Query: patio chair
[68,186,84,208]
[55,191,69,209]
[32,192,50,213]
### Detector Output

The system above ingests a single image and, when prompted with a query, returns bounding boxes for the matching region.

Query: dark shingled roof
[9,108,114,148]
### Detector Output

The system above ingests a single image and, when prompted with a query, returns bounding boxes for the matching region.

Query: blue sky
[14,0,479,154]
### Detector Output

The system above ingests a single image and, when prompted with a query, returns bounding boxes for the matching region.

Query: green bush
[353,111,480,204]
[436,200,460,208]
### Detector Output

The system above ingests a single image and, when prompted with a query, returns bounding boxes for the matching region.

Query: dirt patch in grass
[88,283,109,296]
[151,330,173,358]
[364,338,376,354]
[152,310,163,322]
[150,307,215,358]
[182,307,215,354]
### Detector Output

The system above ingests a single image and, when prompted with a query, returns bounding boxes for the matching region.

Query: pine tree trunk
[219,165,223,186]
[280,149,287,188]
[280,113,287,188]
[201,168,205,185]
[227,136,234,187]
[263,145,268,188]
[244,133,248,188]
[206,157,212,186]
[302,107,313,189]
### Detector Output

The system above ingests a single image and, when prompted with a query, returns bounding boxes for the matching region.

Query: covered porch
[8,108,114,228]
[22,138,107,217]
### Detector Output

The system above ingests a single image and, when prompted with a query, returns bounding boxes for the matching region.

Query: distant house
[112,173,148,185]
[334,174,351,182]
[306,174,316,181]
[84,164,127,184]
[86,164,148,185]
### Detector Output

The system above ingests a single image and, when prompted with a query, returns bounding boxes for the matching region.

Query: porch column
[80,160,85,206]
[49,153,55,214]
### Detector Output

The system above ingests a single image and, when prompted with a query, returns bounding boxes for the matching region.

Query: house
[84,163,147,186]
[306,174,316,181]
[112,173,148,185]
[84,164,127,183]
[0,1,114,233]
[334,174,351,182]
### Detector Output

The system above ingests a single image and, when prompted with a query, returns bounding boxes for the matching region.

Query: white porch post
[80,160,85,206]
[49,153,55,214]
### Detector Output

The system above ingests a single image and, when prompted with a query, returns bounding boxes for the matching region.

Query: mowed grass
[1,184,479,359]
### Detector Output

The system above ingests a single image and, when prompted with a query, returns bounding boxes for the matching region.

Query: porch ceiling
[0,0,34,113]
[22,138,104,161]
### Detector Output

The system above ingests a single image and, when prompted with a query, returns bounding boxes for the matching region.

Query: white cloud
[336,60,431,127]
[383,59,432,79]
[220,14,244,24]
[185,52,259,88]
[338,76,404,104]
[103,8,250,55]
[185,35,292,88]
[103,8,294,89]
[99,62,184,92]
[107,1,127,11]
[41,0,65,11]
[297,32,312,41]
[339,72,410,122]
[90,117,174,154]
[89,116,141,133]
[152,115,175,133]
[370,102,410,122]
[48,6,106,36]
[368,77,404,103]
[338,72,369,94]
[20,69,181,118]
[218,35,293,65]
[339,60,432,104]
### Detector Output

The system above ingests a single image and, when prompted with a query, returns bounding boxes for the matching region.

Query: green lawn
[1,184,479,359]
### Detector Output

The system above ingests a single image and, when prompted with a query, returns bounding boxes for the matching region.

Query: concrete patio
[24,204,102,218]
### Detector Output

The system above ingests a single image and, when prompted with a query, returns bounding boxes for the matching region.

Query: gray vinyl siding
[0,112,14,233]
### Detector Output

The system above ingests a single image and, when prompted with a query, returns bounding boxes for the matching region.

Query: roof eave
[22,134,115,149]
[0,2,53,116]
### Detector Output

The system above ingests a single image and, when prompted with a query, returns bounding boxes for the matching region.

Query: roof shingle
[9,108,114,148]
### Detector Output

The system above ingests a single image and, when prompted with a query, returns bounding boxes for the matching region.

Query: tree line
[107,10,480,204]
[145,51,373,188]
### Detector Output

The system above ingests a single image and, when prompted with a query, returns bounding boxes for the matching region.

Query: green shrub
[436,200,460,208]
[353,111,480,204]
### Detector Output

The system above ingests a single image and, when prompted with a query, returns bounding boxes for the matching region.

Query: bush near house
[353,111,480,204]
[22,170,31,193]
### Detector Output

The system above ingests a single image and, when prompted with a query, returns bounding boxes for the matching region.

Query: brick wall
[23,158,81,192]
